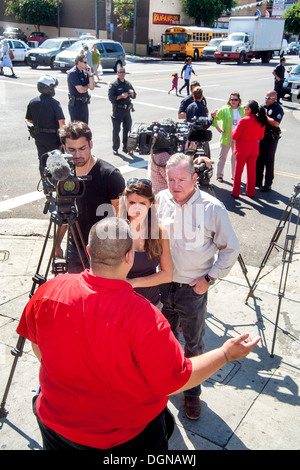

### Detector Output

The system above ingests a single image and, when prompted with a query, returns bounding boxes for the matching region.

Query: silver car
[54,39,126,73]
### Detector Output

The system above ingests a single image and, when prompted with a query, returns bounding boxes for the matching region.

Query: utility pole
[57,0,60,37]
[95,0,99,39]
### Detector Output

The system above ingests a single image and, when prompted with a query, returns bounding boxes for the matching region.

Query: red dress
[231,114,265,197]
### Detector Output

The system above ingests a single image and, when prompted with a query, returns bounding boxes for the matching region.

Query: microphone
[46,150,71,181]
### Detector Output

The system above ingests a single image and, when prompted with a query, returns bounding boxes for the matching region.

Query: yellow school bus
[162,26,227,60]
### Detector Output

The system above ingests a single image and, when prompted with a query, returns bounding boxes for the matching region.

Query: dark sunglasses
[127,178,152,186]
[230,98,239,101]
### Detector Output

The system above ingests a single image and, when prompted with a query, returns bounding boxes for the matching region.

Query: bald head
[88,218,133,268]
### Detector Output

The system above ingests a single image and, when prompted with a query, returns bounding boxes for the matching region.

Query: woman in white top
[0,40,15,77]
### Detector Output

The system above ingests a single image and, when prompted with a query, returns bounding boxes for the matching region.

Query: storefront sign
[153,13,180,25]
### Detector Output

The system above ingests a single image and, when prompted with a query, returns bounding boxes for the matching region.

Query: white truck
[214,16,285,65]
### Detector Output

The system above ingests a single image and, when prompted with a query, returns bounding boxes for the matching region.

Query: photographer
[26,75,65,178]
[17,216,260,451]
[67,54,95,124]
[54,122,125,272]
[178,81,208,120]
[108,67,136,155]
[186,86,217,123]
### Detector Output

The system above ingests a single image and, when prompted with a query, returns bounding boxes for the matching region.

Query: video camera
[127,117,212,157]
[41,150,90,216]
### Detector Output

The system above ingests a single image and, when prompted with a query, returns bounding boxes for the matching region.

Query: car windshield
[68,41,89,51]
[208,39,222,46]
[39,39,63,49]
[228,34,245,42]
[292,65,300,75]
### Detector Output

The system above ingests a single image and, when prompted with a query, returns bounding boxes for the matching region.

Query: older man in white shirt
[156,153,239,420]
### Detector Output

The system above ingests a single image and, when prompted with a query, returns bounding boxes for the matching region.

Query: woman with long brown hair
[118,178,173,307]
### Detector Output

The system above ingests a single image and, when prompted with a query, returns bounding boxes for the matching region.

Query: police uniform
[108,77,136,153]
[256,101,284,190]
[67,65,90,124]
[273,62,285,102]
[26,94,65,176]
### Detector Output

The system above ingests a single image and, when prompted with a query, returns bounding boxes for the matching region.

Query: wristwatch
[204,274,215,286]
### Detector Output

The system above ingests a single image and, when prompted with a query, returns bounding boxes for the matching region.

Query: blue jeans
[159,283,207,397]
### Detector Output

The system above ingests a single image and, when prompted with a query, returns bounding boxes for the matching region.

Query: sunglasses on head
[127,178,152,187]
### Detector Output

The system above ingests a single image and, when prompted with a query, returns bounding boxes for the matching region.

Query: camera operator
[178,81,208,120]
[17,216,260,451]
[54,121,125,272]
[26,75,65,178]
[67,54,95,124]
[186,86,217,123]
[147,141,211,195]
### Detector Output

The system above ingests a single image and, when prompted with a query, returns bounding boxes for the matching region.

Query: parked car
[2,39,31,62]
[54,39,126,72]
[28,32,48,45]
[282,64,300,100]
[202,38,224,60]
[25,37,77,69]
[287,42,300,55]
[3,27,27,43]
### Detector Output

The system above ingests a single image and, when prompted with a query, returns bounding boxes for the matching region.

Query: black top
[67,66,89,97]
[127,251,160,305]
[178,93,208,115]
[274,63,285,81]
[186,100,208,122]
[263,101,284,139]
[26,94,65,130]
[72,158,125,245]
[108,78,136,108]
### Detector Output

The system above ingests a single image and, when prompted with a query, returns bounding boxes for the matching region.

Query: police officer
[272,57,286,104]
[108,67,136,155]
[26,75,65,177]
[67,54,95,124]
[256,90,284,192]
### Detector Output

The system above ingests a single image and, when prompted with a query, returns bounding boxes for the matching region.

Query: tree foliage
[283,2,300,35]
[181,0,235,26]
[113,0,134,43]
[5,0,61,32]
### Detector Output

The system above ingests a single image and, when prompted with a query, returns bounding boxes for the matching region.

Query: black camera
[127,117,212,157]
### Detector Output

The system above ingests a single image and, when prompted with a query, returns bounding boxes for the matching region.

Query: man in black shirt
[26,75,65,177]
[108,67,136,155]
[55,122,125,272]
[67,54,95,124]
[272,57,286,104]
[256,90,284,192]
[178,81,208,120]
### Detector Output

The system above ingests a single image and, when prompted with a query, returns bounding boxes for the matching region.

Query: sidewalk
[0,218,299,451]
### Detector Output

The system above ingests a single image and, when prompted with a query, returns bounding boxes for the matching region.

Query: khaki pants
[217,137,236,179]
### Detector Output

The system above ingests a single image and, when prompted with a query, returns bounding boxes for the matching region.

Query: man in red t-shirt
[17,217,260,451]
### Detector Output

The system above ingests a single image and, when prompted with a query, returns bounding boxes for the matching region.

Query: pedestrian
[91,43,101,81]
[256,90,284,192]
[156,153,240,420]
[168,72,179,95]
[212,92,245,182]
[67,54,95,124]
[26,75,65,177]
[179,57,197,96]
[55,121,125,272]
[231,100,266,199]
[17,216,260,451]
[0,39,16,77]
[83,44,92,68]
[178,80,207,119]
[118,178,173,307]
[108,67,136,155]
[272,57,286,103]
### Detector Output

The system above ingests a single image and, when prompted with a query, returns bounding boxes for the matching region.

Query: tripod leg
[0,335,26,418]
[245,197,293,303]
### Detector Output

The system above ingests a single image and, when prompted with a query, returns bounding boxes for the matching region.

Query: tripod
[0,196,88,418]
[198,179,252,289]
[245,183,300,357]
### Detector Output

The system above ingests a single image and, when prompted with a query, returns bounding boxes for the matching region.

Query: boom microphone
[46,150,71,181]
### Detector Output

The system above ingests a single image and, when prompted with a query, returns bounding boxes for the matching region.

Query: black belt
[75,96,90,103]
[117,104,130,109]
[38,128,57,134]
[170,281,189,288]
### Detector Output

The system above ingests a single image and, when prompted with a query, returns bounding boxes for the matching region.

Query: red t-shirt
[17,270,192,449]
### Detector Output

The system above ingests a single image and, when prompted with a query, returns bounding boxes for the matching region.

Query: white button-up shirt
[156,188,240,284]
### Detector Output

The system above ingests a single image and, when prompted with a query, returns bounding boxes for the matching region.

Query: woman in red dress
[231,100,266,198]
